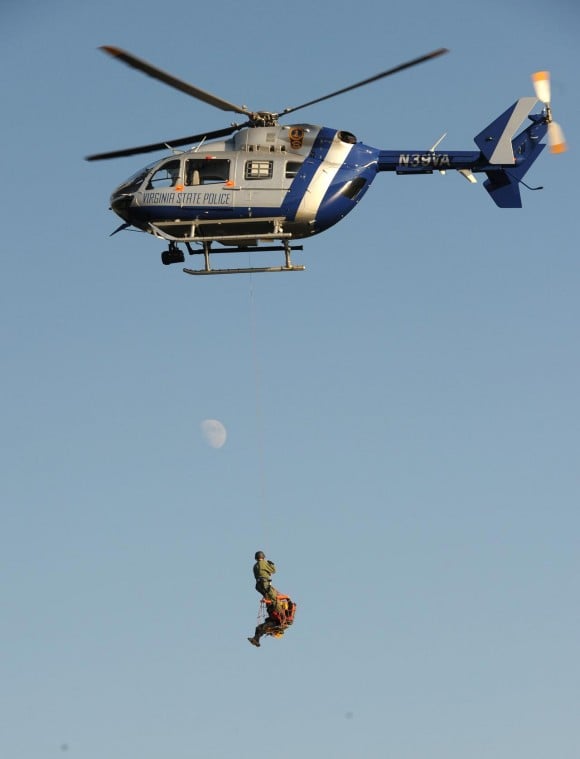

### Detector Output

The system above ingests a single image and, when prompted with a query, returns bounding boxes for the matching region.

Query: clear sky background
[2,1,579,757]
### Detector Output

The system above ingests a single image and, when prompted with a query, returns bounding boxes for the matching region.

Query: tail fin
[474,97,537,164]
[475,97,547,207]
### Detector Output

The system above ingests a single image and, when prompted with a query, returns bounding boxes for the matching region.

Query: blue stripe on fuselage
[280,127,338,221]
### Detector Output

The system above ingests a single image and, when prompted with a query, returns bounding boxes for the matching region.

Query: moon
[200,419,227,449]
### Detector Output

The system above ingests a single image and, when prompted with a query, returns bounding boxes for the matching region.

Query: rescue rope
[248,273,270,545]
[256,598,266,626]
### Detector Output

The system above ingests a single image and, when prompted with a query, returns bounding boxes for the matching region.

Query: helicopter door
[183,158,234,213]
[185,158,231,186]
[233,157,286,211]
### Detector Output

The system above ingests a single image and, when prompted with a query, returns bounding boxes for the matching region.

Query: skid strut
[183,240,305,276]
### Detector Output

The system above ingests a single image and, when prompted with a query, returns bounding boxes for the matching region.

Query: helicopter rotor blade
[100,46,252,118]
[85,124,244,161]
[87,47,449,161]
[531,70,551,105]
[547,120,567,154]
[531,70,567,154]
[278,47,449,118]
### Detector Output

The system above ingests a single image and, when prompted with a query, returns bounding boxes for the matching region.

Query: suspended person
[253,551,277,602]
[248,594,296,648]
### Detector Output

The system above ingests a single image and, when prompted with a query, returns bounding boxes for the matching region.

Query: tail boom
[377,97,550,207]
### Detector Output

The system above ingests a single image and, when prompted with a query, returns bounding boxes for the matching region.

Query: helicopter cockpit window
[186,159,230,185]
[116,165,152,195]
[147,159,181,189]
[245,160,273,180]
[338,131,357,144]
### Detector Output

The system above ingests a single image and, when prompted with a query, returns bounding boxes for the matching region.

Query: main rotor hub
[250,111,279,127]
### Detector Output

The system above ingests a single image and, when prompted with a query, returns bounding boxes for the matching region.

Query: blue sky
[2,1,579,757]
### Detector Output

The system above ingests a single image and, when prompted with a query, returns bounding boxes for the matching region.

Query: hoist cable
[248,273,270,545]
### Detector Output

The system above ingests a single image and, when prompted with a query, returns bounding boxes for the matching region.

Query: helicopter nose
[110,191,134,222]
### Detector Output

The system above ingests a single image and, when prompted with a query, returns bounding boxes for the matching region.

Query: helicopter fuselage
[110,124,378,245]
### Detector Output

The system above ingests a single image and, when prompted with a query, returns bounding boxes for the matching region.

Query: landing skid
[182,240,305,276]
[184,264,304,276]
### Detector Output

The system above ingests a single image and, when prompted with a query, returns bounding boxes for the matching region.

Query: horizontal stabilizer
[474,97,537,164]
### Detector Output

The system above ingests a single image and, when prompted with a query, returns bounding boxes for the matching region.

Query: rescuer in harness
[248,594,297,648]
[253,550,277,602]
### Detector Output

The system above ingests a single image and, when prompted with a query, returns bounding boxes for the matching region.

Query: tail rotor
[532,71,567,154]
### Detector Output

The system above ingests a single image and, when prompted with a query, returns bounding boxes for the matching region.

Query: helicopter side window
[245,160,273,180]
[147,159,181,189]
[186,159,230,185]
[285,161,302,179]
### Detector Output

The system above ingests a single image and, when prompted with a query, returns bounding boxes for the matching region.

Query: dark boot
[248,637,260,647]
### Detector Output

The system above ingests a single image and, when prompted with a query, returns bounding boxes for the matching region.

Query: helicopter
[87,46,566,276]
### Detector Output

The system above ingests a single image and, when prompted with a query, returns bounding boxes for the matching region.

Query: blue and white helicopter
[87,47,566,276]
